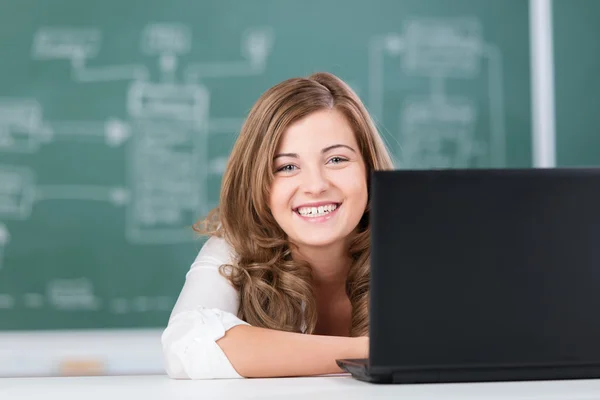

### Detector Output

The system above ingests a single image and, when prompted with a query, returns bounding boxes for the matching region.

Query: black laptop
[337,168,600,384]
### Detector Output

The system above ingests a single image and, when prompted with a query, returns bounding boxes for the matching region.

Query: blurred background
[0,0,595,377]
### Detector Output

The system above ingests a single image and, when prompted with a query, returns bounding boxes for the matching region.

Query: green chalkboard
[0,0,532,330]
[554,0,600,167]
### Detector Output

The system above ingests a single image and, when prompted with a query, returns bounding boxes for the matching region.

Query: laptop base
[336,359,392,383]
[336,359,600,384]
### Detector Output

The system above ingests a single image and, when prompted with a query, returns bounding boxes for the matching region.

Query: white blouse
[161,236,250,379]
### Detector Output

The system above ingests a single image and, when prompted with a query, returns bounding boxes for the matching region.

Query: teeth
[297,204,338,217]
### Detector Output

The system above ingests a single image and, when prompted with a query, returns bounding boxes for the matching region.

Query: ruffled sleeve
[161,237,249,379]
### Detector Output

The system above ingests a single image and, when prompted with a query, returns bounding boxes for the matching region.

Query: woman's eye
[328,156,348,164]
[276,164,296,172]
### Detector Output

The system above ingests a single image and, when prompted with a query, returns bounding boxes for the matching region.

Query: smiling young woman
[161,72,395,379]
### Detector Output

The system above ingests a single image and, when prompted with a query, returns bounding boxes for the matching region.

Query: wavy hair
[194,72,394,337]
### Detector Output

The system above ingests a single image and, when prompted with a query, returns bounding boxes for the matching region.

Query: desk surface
[3,374,600,400]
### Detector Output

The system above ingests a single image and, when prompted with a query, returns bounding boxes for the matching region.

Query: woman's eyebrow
[274,144,356,160]
[321,144,356,153]
[273,152,297,160]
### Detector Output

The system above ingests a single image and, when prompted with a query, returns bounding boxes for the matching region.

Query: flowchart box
[32,27,101,59]
[399,96,478,169]
[126,81,209,244]
[402,18,483,77]
[0,165,36,219]
[141,23,191,55]
[0,99,48,153]
[127,81,209,124]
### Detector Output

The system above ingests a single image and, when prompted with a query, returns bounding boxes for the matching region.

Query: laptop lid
[369,168,600,373]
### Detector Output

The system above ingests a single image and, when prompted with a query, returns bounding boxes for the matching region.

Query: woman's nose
[301,166,330,195]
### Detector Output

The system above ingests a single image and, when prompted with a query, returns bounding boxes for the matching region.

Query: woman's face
[268,108,368,250]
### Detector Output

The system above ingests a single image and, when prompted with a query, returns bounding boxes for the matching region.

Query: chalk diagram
[0,23,273,312]
[368,17,505,170]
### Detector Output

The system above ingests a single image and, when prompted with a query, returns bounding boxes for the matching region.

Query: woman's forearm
[217,324,368,378]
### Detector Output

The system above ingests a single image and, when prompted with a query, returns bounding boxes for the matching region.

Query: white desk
[2,374,600,400]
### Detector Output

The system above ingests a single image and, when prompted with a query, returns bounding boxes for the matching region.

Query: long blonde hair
[194,72,394,336]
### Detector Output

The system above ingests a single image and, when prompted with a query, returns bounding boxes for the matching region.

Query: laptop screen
[370,169,600,370]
